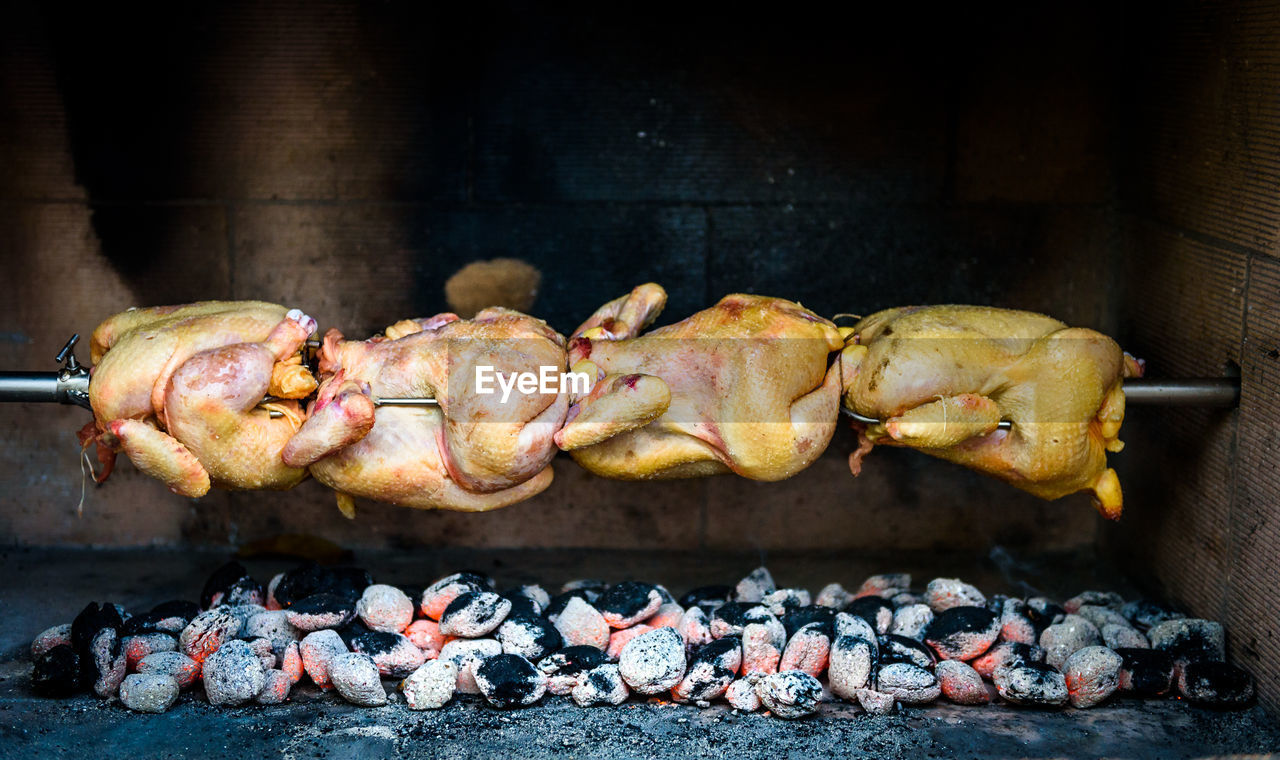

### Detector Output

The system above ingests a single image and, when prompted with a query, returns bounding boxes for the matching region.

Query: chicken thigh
[282,308,568,513]
[840,305,1143,518]
[83,301,318,496]
[556,284,845,481]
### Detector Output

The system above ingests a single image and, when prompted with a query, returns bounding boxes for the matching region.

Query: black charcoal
[597,582,663,629]
[497,614,563,660]
[1177,662,1254,707]
[846,596,894,635]
[1115,648,1175,697]
[878,634,936,669]
[680,585,734,614]
[31,644,80,697]
[285,593,356,632]
[475,653,547,708]
[350,630,425,677]
[924,606,1000,661]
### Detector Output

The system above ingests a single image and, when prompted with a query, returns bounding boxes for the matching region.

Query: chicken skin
[840,305,1143,518]
[282,308,568,514]
[83,301,318,496]
[556,284,845,481]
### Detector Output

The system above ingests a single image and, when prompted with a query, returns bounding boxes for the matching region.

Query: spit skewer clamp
[0,334,92,410]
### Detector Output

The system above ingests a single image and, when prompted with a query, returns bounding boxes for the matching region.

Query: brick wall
[1,3,1120,551]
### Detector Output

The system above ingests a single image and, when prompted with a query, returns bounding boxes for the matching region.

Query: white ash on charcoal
[247,637,277,670]
[878,634,936,669]
[924,578,985,612]
[1115,648,1175,697]
[402,659,458,710]
[780,623,830,677]
[203,639,265,706]
[1121,599,1185,630]
[741,623,781,675]
[1177,662,1255,707]
[537,646,610,696]
[255,669,293,705]
[124,601,200,636]
[225,603,267,631]
[349,631,425,678]
[179,608,247,663]
[1062,645,1122,708]
[405,619,445,658]
[971,641,1043,680]
[119,673,180,713]
[1102,623,1149,650]
[285,593,357,632]
[561,578,607,601]
[438,590,512,637]
[672,637,742,703]
[935,660,991,705]
[834,611,878,642]
[1039,614,1102,671]
[854,688,895,715]
[875,662,940,705]
[762,588,811,617]
[439,637,502,694]
[329,652,387,707]
[678,606,714,652]
[244,610,301,657]
[857,573,911,600]
[890,592,922,608]
[597,582,664,628]
[679,585,734,615]
[725,677,762,711]
[1148,618,1226,666]
[1075,604,1133,633]
[646,602,685,631]
[734,567,776,603]
[266,573,285,610]
[827,634,876,699]
[355,584,415,633]
[497,613,563,660]
[924,606,1000,661]
[845,597,894,636]
[607,624,654,661]
[756,670,823,719]
[474,653,547,708]
[994,662,1069,707]
[551,596,610,650]
[1026,597,1066,627]
[31,623,72,659]
[572,664,630,707]
[273,563,372,610]
[1063,590,1124,614]
[201,561,264,609]
[122,633,177,670]
[998,598,1040,646]
[137,652,200,689]
[710,602,782,641]
[814,583,853,610]
[502,584,551,615]
[618,626,686,694]
[299,629,348,690]
[890,604,933,641]
[72,602,127,697]
[31,645,80,697]
[281,641,304,684]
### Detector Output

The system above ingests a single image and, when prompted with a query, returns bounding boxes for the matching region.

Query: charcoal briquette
[356,584,415,633]
[1121,600,1186,631]
[1063,591,1124,614]
[537,645,610,695]
[122,632,177,670]
[119,673,180,713]
[439,637,502,694]
[878,634,936,669]
[875,662,940,705]
[618,627,685,695]
[244,610,301,657]
[1039,614,1102,671]
[1102,623,1149,650]
[1177,662,1254,708]
[971,640,1042,680]
[924,605,1000,661]
[203,639,265,706]
[572,664,630,707]
[551,597,609,650]
[1025,597,1066,627]
[924,578,985,612]
[679,585,734,614]
[1148,618,1226,666]
[200,561,258,609]
[31,624,72,660]
[725,677,762,711]
[349,630,425,678]
[672,637,741,702]
[827,634,876,700]
[846,596,893,636]
[137,651,200,689]
[889,604,933,641]
[781,605,836,639]
[299,629,348,690]
[856,573,911,599]
[329,651,387,707]
[497,614,563,660]
[597,582,664,629]
[994,662,1069,707]
[1115,647,1175,697]
[936,660,990,705]
[402,659,458,710]
[284,593,356,632]
[474,653,547,709]
[814,583,853,611]
[1062,645,1122,708]
[31,644,80,697]
[756,670,823,719]
[780,623,830,677]
[761,588,811,617]
[678,606,714,652]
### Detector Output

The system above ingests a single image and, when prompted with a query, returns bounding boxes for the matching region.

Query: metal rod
[0,372,61,403]
[372,397,438,407]
[1121,378,1240,407]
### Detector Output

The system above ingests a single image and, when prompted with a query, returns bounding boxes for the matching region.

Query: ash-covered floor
[2,547,1278,760]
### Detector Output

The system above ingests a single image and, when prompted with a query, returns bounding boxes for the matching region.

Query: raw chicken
[282,308,568,513]
[556,284,845,481]
[83,301,318,496]
[839,305,1143,518]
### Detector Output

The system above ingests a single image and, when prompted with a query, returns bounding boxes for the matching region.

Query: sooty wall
[2,2,1124,550]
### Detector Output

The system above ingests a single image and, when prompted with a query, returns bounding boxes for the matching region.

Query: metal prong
[840,407,1012,431]
[56,334,81,370]
[372,396,438,407]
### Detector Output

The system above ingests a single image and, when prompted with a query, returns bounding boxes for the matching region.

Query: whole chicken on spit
[282,308,568,513]
[556,284,846,481]
[83,301,319,497]
[839,305,1144,518]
